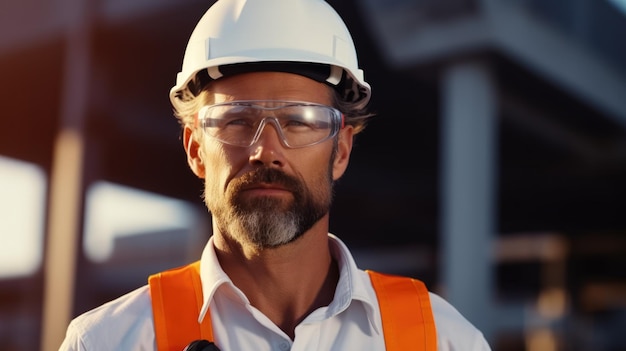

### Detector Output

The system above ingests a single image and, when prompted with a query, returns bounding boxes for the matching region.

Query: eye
[279,114,318,130]
[224,117,249,126]
[220,109,257,127]
[284,115,311,127]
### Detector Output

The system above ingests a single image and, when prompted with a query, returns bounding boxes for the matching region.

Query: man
[60,0,492,350]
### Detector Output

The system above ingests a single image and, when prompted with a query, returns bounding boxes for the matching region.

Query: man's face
[188,72,353,250]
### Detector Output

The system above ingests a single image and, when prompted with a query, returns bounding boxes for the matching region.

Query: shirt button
[279,342,290,350]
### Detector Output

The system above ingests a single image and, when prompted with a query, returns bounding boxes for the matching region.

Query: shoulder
[429,292,492,351]
[59,285,155,350]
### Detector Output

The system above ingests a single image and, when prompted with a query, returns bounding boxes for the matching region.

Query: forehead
[207,72,333,105]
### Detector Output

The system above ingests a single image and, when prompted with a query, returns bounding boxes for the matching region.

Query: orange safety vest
[149,261,437,351]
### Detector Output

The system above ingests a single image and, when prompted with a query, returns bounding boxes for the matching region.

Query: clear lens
[199,101,343,148]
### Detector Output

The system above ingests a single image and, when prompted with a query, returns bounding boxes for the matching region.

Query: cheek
[203,157,230,190]
[202,157,233,211]
[311,170,333,202]
[201,143,246,192]
[299,149,335,191]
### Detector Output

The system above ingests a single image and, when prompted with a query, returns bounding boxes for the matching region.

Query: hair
[172,71,375,139]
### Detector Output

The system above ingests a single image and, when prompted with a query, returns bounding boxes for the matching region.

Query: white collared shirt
[60,234,491,351]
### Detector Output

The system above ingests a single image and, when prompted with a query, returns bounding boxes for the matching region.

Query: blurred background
[1,0,626,350]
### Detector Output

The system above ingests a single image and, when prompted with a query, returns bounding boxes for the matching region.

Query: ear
[332,125,354,180]
[183,125,205,178]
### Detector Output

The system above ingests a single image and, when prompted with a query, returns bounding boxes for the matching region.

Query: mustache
[231,167,303,194]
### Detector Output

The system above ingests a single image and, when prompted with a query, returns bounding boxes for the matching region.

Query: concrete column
[439,60,497,340]
[40,1,92,350]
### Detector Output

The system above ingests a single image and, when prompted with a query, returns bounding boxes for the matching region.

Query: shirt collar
[197,234,380,334]
[197,236,237,323]
[327,233,381,334]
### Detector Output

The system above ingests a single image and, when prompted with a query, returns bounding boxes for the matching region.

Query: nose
[248,120,286,167]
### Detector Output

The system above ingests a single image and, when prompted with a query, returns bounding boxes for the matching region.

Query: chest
[209,295,385,351]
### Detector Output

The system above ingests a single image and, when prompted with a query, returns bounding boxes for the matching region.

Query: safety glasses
[198,100,344,148]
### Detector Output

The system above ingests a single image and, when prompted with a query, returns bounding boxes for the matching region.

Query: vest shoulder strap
[149,262,437,351]
[366,270,437,351]
[148,261,213,351]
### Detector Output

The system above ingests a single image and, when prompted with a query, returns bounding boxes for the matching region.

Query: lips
[242,182,289,191]
[239,182,294,197]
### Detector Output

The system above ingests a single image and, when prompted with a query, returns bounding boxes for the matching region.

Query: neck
[213,220,339,339]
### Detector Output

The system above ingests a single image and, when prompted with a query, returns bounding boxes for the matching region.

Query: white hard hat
[169,0,371,110]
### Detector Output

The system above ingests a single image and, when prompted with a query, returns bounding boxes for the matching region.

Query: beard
[205,165,334,249]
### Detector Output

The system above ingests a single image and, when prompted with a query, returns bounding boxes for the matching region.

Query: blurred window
[0,155,46,278]
[84,181,197,262]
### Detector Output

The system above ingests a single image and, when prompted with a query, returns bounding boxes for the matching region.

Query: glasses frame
[197,100,345,149]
